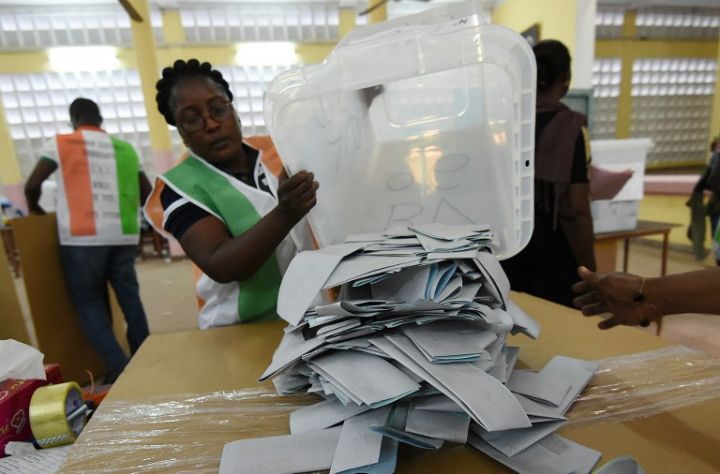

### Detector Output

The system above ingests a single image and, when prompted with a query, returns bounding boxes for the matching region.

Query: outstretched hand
[572,266,659,330]
[276,169,319,223]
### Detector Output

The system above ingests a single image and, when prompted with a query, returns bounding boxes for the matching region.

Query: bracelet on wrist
[633,277,650,327]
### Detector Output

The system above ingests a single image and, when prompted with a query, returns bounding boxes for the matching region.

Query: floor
[12,239,720,357]
[133,255,197,334]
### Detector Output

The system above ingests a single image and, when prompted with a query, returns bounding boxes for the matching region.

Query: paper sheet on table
[324,255,421,289]
[410,223,491,241]
[435,275,463,302]
[317,319,362,337]
[405,406,471,444]
[427,249,479,260]
[0,446,69,474]
[489,348,509,383]
[513,394,567,421]
[277,243,364,325]
[507,300,540,339]
[330,407,391,474]
[504,346,520,381]
[370,265,432,303]
[219,427,342,474]
[368,338,482,426]
[412,394,465,413]
[474,252,510,307]
[308,351,420,407]
[260,333,326,381]
[315,300,390,317]
[290,398,371,434]
[273,373,311,394]
[540,355,599,414]
[469,433,602,474]
[426,262,456,301]
[374,334,530,431]
[336,437,399,474]
[401,321,496,363]
[449,280,483,304]
[369,403,444,450]
[479,307,514,334]
[473,419,566,457]
[416,233,475,252]
[507,370,571,407]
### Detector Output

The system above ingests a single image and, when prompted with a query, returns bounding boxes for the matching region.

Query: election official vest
[51,126,141,246]
[144,136,314,328]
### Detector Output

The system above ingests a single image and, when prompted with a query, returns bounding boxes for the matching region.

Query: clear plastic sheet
[60,389,317,473]
[60,346,720,473]
[566,346,720,427]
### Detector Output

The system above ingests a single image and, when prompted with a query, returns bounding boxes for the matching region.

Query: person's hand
[572,266,660,330]
[276,169,319,223]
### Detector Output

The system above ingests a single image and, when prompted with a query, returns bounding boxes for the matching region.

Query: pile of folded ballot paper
[219,224,601,474]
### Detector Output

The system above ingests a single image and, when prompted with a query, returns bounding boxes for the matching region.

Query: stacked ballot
[219,224,601,474]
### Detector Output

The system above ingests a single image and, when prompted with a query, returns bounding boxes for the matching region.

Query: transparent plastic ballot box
[590,138,653,233]
[265,0,536,259]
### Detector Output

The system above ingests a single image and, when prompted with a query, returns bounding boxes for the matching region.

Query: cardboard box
[0,364,63,456]
[11,214,128,385]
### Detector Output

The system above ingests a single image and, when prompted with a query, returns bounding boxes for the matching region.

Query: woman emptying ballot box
[144,59,318,328]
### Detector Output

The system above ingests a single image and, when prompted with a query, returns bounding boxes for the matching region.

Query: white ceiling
[0,0,501,7]
[0,0,714,10]
[598,0,720,8]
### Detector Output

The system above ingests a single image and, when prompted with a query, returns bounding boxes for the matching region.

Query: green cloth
[163,155,281,323]
[110,137,141,235]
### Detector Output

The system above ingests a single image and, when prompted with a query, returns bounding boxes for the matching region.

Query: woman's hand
[276,169,319,223]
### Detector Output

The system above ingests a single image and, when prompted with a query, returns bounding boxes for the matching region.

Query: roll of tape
[29,382,88,448]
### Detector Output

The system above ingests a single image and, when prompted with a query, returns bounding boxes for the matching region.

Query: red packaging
[0,364,63,457]
[43,364,63,385]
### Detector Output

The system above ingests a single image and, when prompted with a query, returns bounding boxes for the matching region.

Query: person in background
[144,59,318,329]
[707,137,720,266]
[24,98,151,383]
[687,135,720,266]
[501,39,596,307]
[573,266,720,330]
[707,139,720,267]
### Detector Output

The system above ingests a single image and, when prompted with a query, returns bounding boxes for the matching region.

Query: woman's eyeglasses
[178,101,234,133]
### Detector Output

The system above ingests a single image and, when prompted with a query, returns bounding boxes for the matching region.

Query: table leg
[594,240,618,273]
[623,239,630,273]
[661,231,669,276]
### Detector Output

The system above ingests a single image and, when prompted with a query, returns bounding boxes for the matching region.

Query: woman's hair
[155,59,233,126]
[533,40,571,92]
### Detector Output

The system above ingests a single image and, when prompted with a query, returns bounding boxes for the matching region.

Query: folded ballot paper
[219,224,601,474]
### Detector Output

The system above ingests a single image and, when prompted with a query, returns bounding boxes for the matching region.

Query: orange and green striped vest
[47,126,141,246]
[144,136,313,328]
